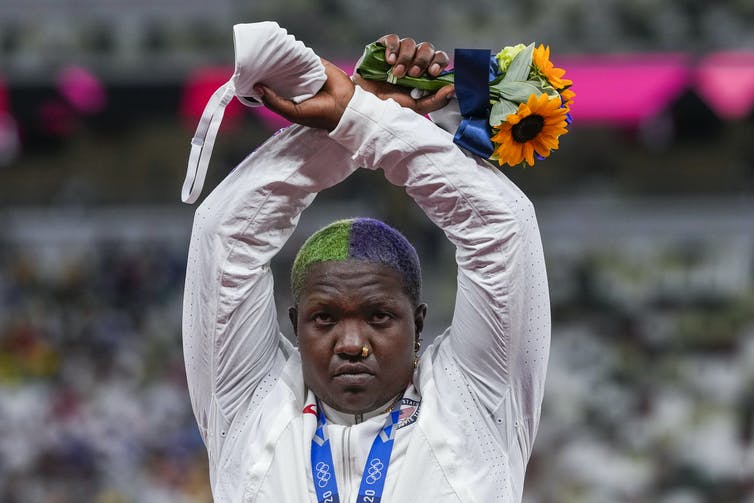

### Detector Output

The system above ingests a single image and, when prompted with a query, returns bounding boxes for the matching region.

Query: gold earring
[413,337,422,369]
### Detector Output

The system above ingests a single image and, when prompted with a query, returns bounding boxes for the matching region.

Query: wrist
[327,86,355,131]
[329,86,385,161]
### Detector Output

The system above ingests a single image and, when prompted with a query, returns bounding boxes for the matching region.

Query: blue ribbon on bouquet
[452,48,498,159]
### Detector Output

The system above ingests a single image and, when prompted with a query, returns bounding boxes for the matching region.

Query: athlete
[182,35,551,502]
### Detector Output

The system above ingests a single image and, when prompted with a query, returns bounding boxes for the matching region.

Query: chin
[331,391,376,414]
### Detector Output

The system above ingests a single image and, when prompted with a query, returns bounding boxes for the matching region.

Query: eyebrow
[301,293,403,310]
[302,276,398,297]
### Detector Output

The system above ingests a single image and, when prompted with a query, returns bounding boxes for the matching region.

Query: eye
[312,312,336,326]
[369,311,393,325]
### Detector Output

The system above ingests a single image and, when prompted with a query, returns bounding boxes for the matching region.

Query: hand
[256,37,454,131]
[255,59,355,131]
[353,34,455,115]
[378,34,450,79]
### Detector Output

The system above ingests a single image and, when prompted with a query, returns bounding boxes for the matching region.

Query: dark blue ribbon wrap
[452,49,498,158]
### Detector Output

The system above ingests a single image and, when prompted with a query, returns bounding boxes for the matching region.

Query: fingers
[381,84,454,115]
[406,42,435,77]
[376,34,450,78]
[369,35,454,115]
[427,49,450,77]
[392,37,417,79]
[378,34,401,65]
[255,60,355,131]
[255,84,298,121]
[256,82,336,130]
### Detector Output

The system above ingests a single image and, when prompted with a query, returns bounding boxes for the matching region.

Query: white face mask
[181,21,326,204]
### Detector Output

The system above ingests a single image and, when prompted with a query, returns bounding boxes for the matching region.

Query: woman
[183,35,550,502]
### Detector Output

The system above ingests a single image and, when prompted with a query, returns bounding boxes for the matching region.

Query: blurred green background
[1,1,754,502]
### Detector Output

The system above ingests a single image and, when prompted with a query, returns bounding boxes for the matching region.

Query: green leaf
[489,100,519,127]
[395,73,454,91]
[490,80,544,103]
[502,43,534,82]
[355,43,390,81]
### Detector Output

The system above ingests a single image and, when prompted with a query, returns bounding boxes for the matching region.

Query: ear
[414,303,427,336]
[288,306,299,337]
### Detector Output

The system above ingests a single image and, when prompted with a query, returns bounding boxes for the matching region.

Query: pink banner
[179,66,244,131]
[695,51,754,120]
[553,53,691,126]
[180,53,754,131]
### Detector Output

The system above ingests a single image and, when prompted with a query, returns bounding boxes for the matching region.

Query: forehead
[299,260,408,303]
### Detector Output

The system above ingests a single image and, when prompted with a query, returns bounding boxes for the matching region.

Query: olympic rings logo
[365,458,384,485]
[315,461,332,488]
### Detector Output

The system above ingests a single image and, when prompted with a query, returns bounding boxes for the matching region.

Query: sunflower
[560,88,576,108]
[532,44,572,91]
[491,92,569,167]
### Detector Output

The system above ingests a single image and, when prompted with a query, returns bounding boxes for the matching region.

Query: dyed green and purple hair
[291,218,422,305]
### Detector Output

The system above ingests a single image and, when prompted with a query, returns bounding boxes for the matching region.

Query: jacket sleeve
[182,125,356,454]
[328,86,551,457]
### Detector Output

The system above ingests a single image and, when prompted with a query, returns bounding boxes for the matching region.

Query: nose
[333,320,367,358]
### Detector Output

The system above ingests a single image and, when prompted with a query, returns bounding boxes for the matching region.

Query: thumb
[255,84,300,121]
[414,85,455,115]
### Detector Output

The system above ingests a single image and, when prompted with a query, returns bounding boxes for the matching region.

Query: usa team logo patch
[396,398,420,429]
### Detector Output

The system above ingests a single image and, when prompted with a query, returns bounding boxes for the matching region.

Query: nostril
[333,328,366,357]
[334,343,366,360]
[335,344,364,358]
[337,352,362,362]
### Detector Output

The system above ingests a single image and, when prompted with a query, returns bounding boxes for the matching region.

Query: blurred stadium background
[1,0,754,501]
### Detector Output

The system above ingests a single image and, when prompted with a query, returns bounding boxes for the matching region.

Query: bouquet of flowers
[356,42,574,167]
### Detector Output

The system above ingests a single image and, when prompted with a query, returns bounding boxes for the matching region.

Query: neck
[320,395,401,426]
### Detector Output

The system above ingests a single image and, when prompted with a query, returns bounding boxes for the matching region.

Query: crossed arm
[255,35,455,131]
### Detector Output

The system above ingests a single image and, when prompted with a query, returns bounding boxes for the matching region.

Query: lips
[331,363,376,388]
[332,363,374,377]
[333,373,374,387]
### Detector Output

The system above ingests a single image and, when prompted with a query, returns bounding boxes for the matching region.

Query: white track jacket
[182,86,551,502]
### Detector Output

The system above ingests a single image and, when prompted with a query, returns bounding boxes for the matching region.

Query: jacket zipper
[342,427,352,502]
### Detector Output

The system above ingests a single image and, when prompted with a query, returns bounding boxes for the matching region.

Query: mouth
[332,364,374,385]
[333,373,374,387]
[333,363,373,376]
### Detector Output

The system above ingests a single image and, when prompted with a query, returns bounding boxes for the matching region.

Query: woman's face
[290,260,426,414]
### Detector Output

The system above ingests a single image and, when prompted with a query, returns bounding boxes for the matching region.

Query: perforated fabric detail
[182,200,220,442]
[227,372,279,445]
[515,199,550,383]
[441,356,512,501]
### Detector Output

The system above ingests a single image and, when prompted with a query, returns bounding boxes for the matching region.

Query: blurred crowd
[528,233,754,502]
[3,0,752,84]
[0,241,210,502]
[1,0,752,501]
[1,204,752,502]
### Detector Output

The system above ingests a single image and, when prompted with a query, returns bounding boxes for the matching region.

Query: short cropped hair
[290,218,422,305]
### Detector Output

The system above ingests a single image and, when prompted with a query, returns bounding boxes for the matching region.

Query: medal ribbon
[452,48,498,158]
[310,398,402,503]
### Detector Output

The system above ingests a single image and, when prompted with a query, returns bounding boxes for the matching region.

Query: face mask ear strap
[181,80,236,204]
[181,22,325,204]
